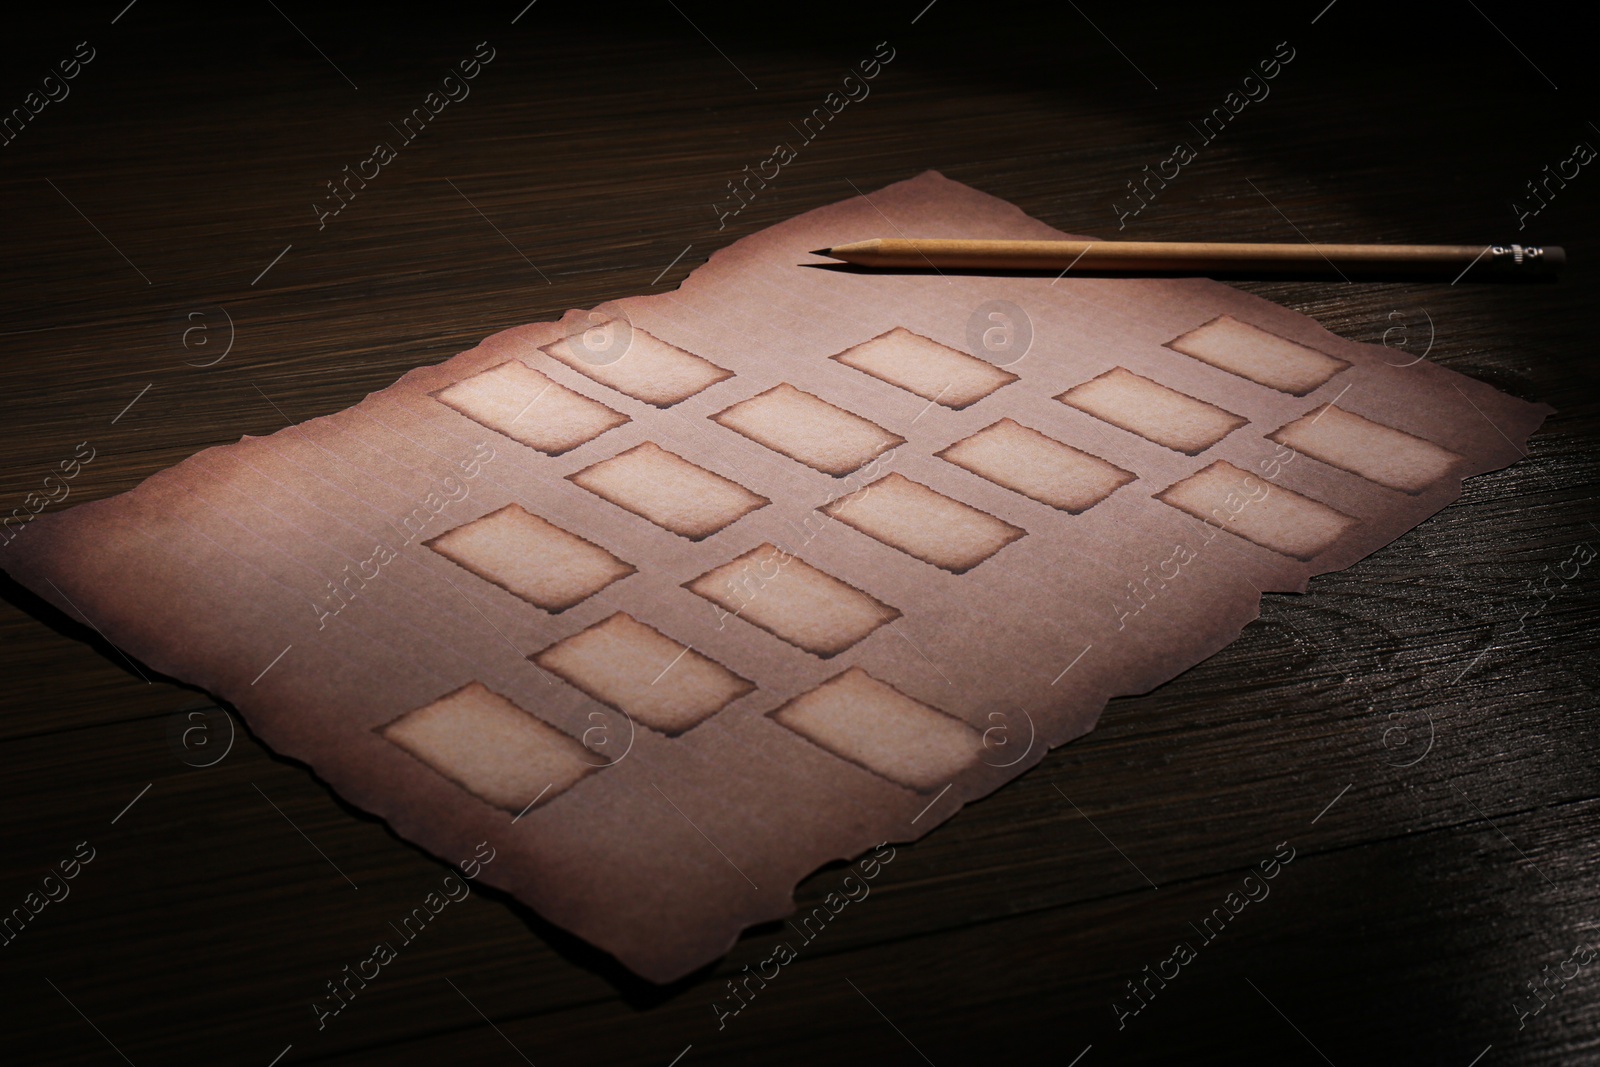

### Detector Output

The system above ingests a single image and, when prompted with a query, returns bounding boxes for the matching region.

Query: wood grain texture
[1,2,1596,1064]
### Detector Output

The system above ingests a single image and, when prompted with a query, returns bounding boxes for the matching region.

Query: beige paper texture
[0,172,1550,981]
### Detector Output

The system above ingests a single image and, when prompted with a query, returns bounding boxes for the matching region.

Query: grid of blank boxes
[383,316,1463,814]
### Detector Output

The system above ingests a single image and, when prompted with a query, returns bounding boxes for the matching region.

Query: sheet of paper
[0,172,1550,981]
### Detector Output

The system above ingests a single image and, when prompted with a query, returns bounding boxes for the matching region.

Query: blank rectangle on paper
[1166,315,1349,396]
[1157,460,1358,561]
[541,325,733,407]
[568,442,768,540]
[1269,405,1462,493]
[382,682,594,812]
[684,543,900,656]
[1057,367,1247,454]
[534,613,754,735]
[770,667,982,791]
[434,360,629,455]
[831,327,1017,409]
[711,384,905,477]
[427,504,634,612]
[820,472,1024,573]
[937,418,1135,512]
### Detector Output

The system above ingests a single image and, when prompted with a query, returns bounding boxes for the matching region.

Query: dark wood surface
[2,3,1596,1064]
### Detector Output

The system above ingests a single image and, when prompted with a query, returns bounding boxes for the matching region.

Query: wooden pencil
[814,238,1565,277]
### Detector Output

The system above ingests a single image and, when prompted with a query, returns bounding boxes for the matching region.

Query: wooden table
[2,3,1595,1063]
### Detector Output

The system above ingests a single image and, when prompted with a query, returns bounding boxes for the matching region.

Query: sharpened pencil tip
[809,248,835,257]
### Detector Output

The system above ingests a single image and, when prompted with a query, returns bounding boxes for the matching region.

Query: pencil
[813,239,1565,277]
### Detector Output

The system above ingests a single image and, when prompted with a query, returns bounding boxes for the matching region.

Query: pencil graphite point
[810,248,835,257]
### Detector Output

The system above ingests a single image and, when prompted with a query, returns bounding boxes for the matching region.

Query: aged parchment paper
[2,172,1549,981]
